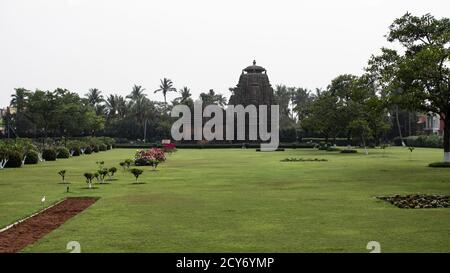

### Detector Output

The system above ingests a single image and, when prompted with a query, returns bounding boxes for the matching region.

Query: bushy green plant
[24,150,39,165]
[84,146,93,154]
[428,162,450,168]
[130,168,144,183]
[58,170,67,183]
[93,145,100,153]
[340,149,358,154]
[326,146,341,152]
[405,135,443,148]
[70,147,81,156]
[96,161,105,170]
[42,148,57,161]
[97,168,109,183]
[99,144,107,151]
[125,159,133,169]
[109,167,117,177]
[5,151,23,168]
[56,147,70,159]
[84,172,94,189]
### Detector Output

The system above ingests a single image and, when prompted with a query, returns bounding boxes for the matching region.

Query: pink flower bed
[135,148,166,167]
[163,143,177,153]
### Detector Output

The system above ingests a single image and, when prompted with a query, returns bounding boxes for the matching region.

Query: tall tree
[199,89,227,107]
[154,78,176,106]
[368,13,450,161]
[85,88,104,105]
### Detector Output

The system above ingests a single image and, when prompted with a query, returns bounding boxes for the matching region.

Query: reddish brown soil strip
[0,197,98,253]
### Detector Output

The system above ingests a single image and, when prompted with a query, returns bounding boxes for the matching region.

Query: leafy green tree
[368,13,450,161]
[199,89,227,107]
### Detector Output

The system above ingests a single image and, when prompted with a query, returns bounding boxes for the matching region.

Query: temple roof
[243,60,266,73]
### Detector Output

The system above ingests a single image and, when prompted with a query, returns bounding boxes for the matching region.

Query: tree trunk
[395,105,405,146]
[444,116,450,162]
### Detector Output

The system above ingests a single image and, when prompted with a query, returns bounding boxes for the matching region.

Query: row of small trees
[0,137,115,169]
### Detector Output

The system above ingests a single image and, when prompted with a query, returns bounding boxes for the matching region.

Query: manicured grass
[0,147,449,252]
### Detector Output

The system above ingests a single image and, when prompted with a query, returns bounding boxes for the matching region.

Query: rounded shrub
[99,144,107,151]
[5,151,23,168]
[24,150,39,165]
[340,149,358,154]
[93,145,100,153]
[71,147,81,156]
[56,147,70,159]
[42,148,57,161]
[84,146,93,155]
[428,162,450,168]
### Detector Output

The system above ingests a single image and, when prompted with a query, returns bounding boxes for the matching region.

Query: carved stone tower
[228,61,276,142]
[228,60,276,106]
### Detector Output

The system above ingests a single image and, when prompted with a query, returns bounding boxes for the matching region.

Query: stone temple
[228,60,276,106]
[228,61,276,142]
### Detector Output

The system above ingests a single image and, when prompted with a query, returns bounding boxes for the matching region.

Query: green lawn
[0,148,449,252]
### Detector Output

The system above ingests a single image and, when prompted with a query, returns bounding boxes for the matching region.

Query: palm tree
[199,89,227,107]
[126,85,149,134]
[154,78,176,106]
[116,96,128,118]
[105,94,119,117]
[173,86,193,106]
[178,87,192,103]
[126,85,146,102]
[10,88,30,111]
[85,88,104,105]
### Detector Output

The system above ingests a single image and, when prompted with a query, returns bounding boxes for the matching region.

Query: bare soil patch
[0,197,98,253]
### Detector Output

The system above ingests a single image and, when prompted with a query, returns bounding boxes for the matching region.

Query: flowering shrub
[135,148,166,168]
[163,143,177,153]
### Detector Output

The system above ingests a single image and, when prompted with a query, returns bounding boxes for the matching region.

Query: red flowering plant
[163,143,177,154]
[134,148,166,169]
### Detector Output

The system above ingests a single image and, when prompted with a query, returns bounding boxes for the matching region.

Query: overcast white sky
[0,0,449,106]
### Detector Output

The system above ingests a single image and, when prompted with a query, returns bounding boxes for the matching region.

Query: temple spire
[253,60,256,66]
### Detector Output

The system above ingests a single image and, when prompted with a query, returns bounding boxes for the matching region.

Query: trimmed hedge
[395,135,443,148]
[25,150,39,164]
[428,162,450,168]
[84,146,93,154]
[256,148,285,152]
[56,147,70,159]
[114,143,316,149]
[340,149,358,154]
[42,149,57,161]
